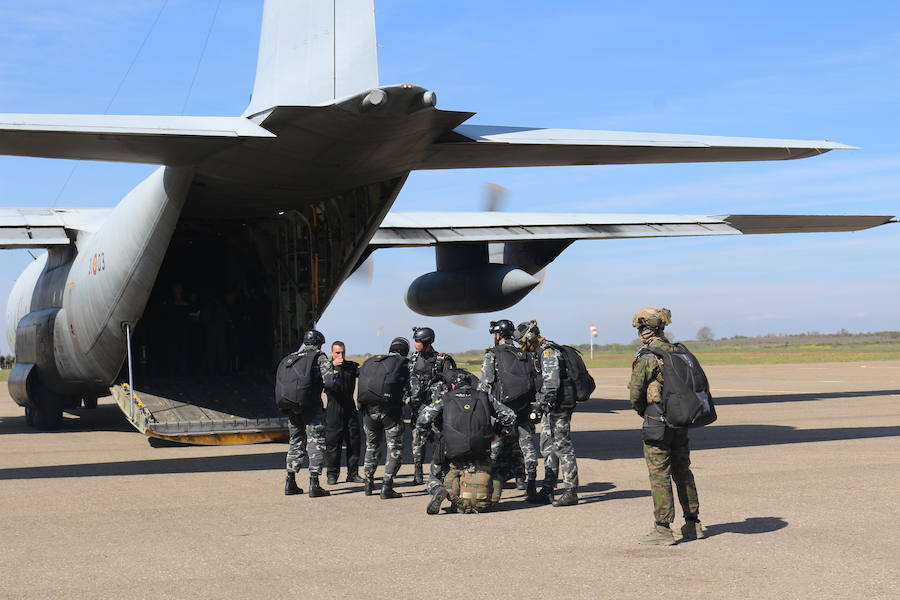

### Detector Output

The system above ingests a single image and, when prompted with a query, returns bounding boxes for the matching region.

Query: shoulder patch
[543,349,554,359]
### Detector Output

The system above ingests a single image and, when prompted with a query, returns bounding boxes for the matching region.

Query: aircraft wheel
[31,388,63,430]
[24,405,34,427]
[82,396,98,410]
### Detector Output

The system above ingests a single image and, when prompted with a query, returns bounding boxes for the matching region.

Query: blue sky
[1,1,898,355]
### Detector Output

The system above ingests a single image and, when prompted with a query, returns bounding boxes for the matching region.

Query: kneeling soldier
[417,369,516,514]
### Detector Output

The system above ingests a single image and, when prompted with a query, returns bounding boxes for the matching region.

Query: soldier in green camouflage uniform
[284,330,333,498]
[628,308,704,545]
[515,320,579,507]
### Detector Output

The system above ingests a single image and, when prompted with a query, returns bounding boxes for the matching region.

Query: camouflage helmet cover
[631,307,672,330]
[513,319,541,349]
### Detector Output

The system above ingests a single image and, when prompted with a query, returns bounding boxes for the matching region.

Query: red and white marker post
[589,323,599,360]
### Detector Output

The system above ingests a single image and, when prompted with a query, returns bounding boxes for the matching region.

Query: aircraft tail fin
[244,0,379,116]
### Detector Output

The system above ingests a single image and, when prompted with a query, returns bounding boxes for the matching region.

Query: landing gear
[31,387,63,430]
[24,405,34,427]
[82,396,98,410]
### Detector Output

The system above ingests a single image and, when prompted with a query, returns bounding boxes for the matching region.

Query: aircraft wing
[418,125,854,169]
[371,212,894,246]
[0,114,275,165]
[0,208,111,249]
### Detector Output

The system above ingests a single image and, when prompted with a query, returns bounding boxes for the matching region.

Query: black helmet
[303,329,325,348]
[389,337,410,356]
[489,319,515,338]
[412,326,435,345]
[443,368,474,388]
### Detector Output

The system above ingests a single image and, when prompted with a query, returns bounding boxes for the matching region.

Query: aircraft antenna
[181,0,223,115]
[51,0,170,207]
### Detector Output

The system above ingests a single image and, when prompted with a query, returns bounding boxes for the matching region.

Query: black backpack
[490,344,537,412]
[639,343,716,428]
[274,350,324,414]
[555,345,596,404]
[442,387,493,462]
[358,354,407,406]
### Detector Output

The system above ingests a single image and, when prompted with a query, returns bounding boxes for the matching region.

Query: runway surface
[1,361,898,599]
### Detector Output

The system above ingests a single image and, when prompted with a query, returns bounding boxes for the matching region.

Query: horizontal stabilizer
[419,125,854,169]
[0,114,274,165]
[372,212,893,246]
[0,208,111,248]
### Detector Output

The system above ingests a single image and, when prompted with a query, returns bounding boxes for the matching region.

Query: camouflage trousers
[540,409,579,488]
[425,438,450,496]
[286,411,326,475]
[363,408,404,481]
[491,418,536,480]
[643,428,699,524]
[410,402,434,463]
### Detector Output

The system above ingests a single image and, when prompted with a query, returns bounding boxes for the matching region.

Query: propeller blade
[482,182,509,212]
[534,268,547,293]
[348,255,375,285]
[446,315,477,329]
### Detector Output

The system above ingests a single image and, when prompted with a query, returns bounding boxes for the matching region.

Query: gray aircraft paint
[0,0,892,436]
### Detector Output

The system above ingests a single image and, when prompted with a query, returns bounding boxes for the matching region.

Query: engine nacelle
[405,264,540,316]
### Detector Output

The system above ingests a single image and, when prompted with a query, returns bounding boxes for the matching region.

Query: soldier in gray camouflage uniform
[283,329,333,498]
[408,327,456,485]
[362,337,411,499]
[480,319,541,501]
[515,320,579,507]
[417,369,516,514]
[628,308,704,545]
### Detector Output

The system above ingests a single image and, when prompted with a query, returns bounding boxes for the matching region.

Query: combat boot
[345,467,365,484]
[326,471,339,486]
[380,478,403,499]
[639,524,676,546]
[412,461,424,485]
[553,487,578,507]
[364,474,375,496]
[426,487,448,515]
[515,476,527,491]
[681,519,705,540]
[308,474,331,498]
[525,478,542,503]
[284,472,303,496]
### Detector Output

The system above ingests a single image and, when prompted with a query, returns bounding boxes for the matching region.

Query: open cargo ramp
[112,375,288,445]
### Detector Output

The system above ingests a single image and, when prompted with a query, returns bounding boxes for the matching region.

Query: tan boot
[639,524,676,546]
[681,520,705,540]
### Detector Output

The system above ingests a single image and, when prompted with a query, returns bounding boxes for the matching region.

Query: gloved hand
[529,402,545,423]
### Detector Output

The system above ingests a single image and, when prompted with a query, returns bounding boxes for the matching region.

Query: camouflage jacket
[409,347,455,405]
[477,339,516,400]
[535,340,561,409]
[415,385,516,437]
[628,337,676,416]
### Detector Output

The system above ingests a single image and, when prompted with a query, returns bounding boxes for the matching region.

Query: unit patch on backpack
[638,343,716,428]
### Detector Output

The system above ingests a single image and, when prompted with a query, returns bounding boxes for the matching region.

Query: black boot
[426,487,448,515]
[326,471,339,486]
[380,478,403,499]
[534,468,556,504]
[284,472,303,496]
[553,487,578,507]
[346,467,365,483]
[308,474,331,498]
[525,478,542,503]
[412,461,424,485]
[364,474,375,496]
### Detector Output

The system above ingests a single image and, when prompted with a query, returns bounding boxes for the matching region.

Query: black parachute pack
[551,344,596,404]
[357,354,407,406]
[490,344,537,412]
[638,343,717,428]
[274,350,325,414]
[442,388,494,462]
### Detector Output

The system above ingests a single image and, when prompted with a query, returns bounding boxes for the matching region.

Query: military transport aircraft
[0,0,893,442]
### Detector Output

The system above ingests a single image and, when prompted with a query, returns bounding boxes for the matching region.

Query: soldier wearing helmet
[408,326,457,485]
[280,329,333,498]
[628,308,703,545]
[479,319,540,500]
[514,320,580,507]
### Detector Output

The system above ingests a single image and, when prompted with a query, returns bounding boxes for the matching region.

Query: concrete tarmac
[1,361,898,599]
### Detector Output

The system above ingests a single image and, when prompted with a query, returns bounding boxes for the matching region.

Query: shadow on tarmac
[704,517,788,537]
[577,389,900,413]
[574,424,900,461]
